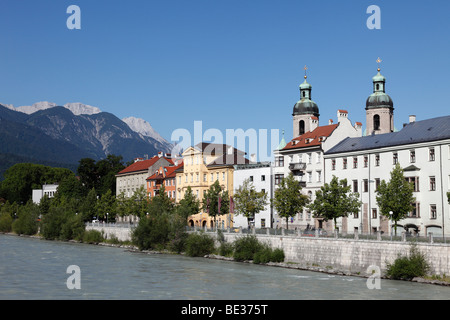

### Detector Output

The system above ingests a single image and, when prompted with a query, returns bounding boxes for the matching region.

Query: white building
[323,65,450,237]
[272,72,362,229]
[325,114,450,237]
[32,184,59,204]
[233,162,273,229]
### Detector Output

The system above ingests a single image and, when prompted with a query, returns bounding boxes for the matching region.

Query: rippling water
[1,234,449,300]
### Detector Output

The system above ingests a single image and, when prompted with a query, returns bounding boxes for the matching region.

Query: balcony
[289,162,306,176]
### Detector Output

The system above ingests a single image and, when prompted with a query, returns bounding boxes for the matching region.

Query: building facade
[325,115,450,237]
[323,65,450,237]
[116,153,173,197]
[176,143,249,228]
[147,161,183,201]
[233,162,273,229]
[32,184,59,204]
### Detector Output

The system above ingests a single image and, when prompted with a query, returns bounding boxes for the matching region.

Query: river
[0,234,449,301]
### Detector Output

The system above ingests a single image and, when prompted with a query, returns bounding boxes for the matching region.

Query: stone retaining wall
[86,225,450,276]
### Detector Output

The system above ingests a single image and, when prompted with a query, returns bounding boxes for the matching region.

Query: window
[307,153,312,164]
[430,205,437,219]
[410,150,416,163]
[429,148,435,161]
[374,114,380,131]
[299,120,305,135]
[275,156,284,167]
[275,174,284,185]
[393,152,398,165]
[317,171,322,182]
[409,202,420,218]
[430,176,436,191]
[353,157,358,169]
[372,208,377,219]
[222,172,225,181]
[406,177,420,192]
[364,156,368,168]
[316,152,321,164]
[343,158,347,169]
[261,175,265,181]
[363,179,369,192]
[331,159,336,170]
[307,172,312,183]
[249,176,254,182]
[203,174,207,182]
[353,180,358,193]
[375,154,380,166]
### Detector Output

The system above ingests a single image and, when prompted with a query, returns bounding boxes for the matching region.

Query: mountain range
[0,101,173,179]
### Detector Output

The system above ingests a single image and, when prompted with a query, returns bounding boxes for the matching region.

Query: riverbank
[2,231,450,287]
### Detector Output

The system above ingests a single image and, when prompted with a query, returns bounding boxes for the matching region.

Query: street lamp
[389,211,393,241]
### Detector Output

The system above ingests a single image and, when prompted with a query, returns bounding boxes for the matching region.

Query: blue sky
[1,0,450,155]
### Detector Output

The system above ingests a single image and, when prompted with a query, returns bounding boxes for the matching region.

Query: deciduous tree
[272,173,309,229]
[308,176,361,231]
[376,164,415,236]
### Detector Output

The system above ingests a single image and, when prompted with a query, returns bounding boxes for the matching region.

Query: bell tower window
[299,120,305,135]
[374,114,380,131]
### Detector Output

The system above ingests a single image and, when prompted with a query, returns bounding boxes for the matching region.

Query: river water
[0,234,449,301]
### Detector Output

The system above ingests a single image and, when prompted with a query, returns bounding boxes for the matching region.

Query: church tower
[365,58,394,135]
[292,66,320,138]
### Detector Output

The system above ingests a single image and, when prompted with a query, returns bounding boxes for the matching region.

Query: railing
[85,223,450,244]
[185,226,450,244]
[86,222,137,228]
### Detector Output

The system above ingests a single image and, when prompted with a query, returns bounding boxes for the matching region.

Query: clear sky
[1,0,450,157]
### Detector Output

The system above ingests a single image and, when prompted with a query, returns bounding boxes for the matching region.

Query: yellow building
[176,143,249,229]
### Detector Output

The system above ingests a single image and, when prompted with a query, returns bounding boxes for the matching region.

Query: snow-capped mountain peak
[63,102,101,115]
[122,116,168,144]
[7,101,102,115]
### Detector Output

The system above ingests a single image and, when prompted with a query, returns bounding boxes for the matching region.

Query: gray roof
[326,115,450,155]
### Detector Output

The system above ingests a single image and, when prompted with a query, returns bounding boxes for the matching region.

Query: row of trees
[0,155,127,205]
[232,164,418,233]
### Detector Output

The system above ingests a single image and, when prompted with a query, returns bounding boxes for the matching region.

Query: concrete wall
[86,225,133,242]
[86,225,450,276]
[220,233,450,276]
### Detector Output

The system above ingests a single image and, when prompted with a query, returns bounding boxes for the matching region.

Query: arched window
[299,120,305,135]
[374,114,380,131]
[376,83,380,91]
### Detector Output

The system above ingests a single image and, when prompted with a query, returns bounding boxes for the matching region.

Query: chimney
[310,116,319,132]
[329,119,334,125]
[337,109,348,122]
[227,146,233,155]
[250,153,256,163]
[158,151,163,158]
[409,115,416,123]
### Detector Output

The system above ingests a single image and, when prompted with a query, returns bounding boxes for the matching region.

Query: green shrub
[218,242,234,257]
[253,246,272,264]
[82,229,104,244]
[185,232,215,257]
[12,203,40,236]
[233,235,264,262]
[386,243,430,280]
[132,213,170,250]
[0,213,13,233]
[271,248,285,263]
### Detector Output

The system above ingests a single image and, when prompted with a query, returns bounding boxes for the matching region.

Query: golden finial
[376,57,382,72]
[304,65,308,79]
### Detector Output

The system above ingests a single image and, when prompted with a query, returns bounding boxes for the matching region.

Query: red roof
[282,124,339,150]
[147,161,184,180]
[117,156,173,175]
